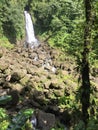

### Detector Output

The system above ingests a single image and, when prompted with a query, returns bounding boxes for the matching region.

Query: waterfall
[24,11,40,48]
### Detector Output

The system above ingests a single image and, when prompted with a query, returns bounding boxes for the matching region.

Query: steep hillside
[0,43,98,129]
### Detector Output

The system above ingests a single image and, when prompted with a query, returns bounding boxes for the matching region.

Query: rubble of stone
[0,43,98,129]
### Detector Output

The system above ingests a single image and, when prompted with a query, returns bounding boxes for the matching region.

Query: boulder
[36,109,55,130]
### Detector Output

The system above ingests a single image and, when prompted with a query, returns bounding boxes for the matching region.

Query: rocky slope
[0,43,98,129]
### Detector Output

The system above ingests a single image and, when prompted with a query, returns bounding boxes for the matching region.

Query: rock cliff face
[0,43,98,129]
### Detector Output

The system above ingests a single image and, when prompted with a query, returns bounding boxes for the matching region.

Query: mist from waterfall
[24,11,40,48]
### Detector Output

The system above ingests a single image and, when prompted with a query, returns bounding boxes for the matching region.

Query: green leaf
[7,109,34,130]
[0,95,12,105]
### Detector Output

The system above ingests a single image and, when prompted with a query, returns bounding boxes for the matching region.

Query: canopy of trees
[0,0,97,58]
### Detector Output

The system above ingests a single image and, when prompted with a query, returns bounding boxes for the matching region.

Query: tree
[81,0,92,125]
[0,0,27,43]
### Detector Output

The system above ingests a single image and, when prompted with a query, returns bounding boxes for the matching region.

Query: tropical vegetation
[0,0,98,129]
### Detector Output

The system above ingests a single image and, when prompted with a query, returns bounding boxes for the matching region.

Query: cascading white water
[24,11,40,48]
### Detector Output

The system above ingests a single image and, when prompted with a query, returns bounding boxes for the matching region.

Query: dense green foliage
[0,108,34,130]
[0,1,96,45]
[0,108,9,130]
[0,0,98,62]
[7,109,34,130]
[0,95,34,130]
[0,0,27,43]
[0,0,98,129]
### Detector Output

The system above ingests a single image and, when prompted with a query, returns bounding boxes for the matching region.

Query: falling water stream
[24,9,68,130]
[24,11,40,48]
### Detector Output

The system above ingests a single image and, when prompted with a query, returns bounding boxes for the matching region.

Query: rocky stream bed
[0,43,98,130]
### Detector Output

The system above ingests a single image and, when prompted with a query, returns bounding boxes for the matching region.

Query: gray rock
[36,109,55,130]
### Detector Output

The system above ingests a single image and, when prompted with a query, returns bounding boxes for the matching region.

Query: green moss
[0,37,14,49]
[20,76,30,86]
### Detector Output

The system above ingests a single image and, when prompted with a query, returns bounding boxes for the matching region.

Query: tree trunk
[81,0,92,124]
